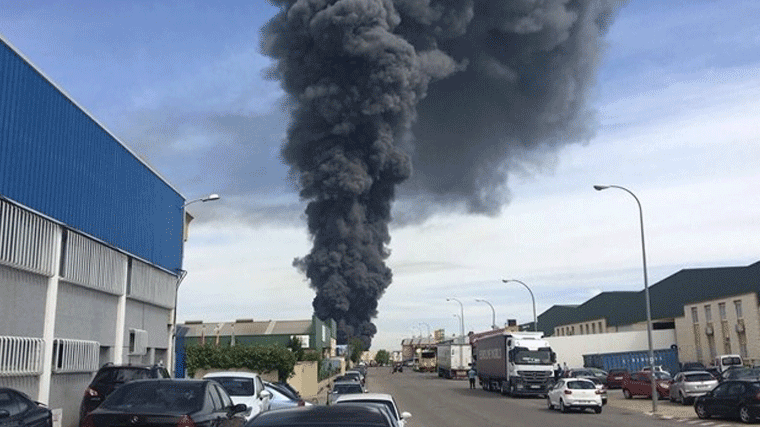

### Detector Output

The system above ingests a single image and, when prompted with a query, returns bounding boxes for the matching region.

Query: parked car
[263,382,311,410]
[327,381,366,405]
[694,380,760,423]
[562,368,597,379]
[606,368,630,389]
[246,403,395,427]
[203,372,272,421]
[586,367,609,384]
[642,365,671,376]
[720,367,760,382]
[344,370,365,386]
[0,387,52,427]
[681,362,707,372]
[622,371,671,399]
[668,371,718,404]
[78,363,170,421]
[80,379,247,427]
[583,376,608,405]
[334,393,411,427]
[546,378,603,414]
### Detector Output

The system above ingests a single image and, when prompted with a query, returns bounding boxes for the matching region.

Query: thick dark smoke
[262,0,625,346]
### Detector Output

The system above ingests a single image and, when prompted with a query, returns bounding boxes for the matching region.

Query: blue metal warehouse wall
[0,38,184,273]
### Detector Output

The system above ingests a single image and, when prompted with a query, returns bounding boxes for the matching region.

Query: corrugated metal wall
[0,38,184,273]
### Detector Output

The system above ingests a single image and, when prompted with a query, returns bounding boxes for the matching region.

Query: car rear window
[102,382,204,413]
[333,384,363,394]
[684,373,715,382]
[207,377,254,396]
[567,381,596,390]
[111,368,153,382]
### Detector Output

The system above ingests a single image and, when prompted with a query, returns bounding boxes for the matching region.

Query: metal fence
[51,338,100,373]
[0,336,44,376]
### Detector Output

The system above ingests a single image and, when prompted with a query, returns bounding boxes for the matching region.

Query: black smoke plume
[262,0,625,346]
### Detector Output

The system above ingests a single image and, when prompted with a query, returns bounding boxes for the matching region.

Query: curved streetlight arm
[594,184,655,412]
[181,194,221,209]
[475,299,497,329]
[503,279,537,331]
[446,298,465,338]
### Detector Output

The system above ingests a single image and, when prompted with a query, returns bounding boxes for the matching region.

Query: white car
[334,393,411,427]
[203,371,272,421]
[547,378,603,414]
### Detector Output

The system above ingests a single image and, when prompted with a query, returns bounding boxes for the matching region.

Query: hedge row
[185,344,297,381]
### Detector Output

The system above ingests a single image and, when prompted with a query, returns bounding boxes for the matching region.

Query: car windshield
[734,368,760,378]
[722,357,743,366]
[653,372,672,380]
[514,350,552,365]
[684,373,715,382]
[567,381,596,390]
[207,377,255,396]
[101,382,204,413]
[111,368,153,383]
[333,384,363,394]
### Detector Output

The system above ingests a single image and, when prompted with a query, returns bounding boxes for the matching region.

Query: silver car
[669,371,718,404]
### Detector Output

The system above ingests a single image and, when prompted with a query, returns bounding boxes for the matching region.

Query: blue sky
[2,0,759,350]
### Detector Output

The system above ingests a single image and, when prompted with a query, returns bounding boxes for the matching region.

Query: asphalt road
[365,367,680,427]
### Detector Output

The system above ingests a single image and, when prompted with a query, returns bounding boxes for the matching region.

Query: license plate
[529,385,540,389]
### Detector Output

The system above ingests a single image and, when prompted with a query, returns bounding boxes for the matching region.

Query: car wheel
[623,389,632,399]
[560,399,568,413]
[547,396,554,410]
[739,405,752,424]
[595,406,602,414]
[695,402,710,419]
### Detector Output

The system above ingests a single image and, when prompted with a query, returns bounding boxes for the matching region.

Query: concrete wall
[676,292,760,366]
[287,361,318,399]
[55,282,118,344]
[546,329,677,368]
[0,265,47,337]
[50,373,93,427]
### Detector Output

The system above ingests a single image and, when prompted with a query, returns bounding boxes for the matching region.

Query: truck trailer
[437,337,472,379]
[476,331,556,396]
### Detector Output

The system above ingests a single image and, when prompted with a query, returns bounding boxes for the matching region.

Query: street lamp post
[419,322,431,338]
[446,298,465,338]
[172,193,221,376]
[475,299,497,329]
[502,279,537,331]
[594,184,656,413]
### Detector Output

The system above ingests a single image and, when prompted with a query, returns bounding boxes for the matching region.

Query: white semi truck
[475,331,556,396]
[437,337,472,379]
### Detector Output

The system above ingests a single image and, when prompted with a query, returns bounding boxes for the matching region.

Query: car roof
[334,393,393,403]
[204,371,261,379]
[249,404,390,426]
[562,378,595,383]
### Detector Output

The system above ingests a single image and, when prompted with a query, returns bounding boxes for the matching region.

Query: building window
[691,307,699,323]
[571,326,575,335]
[723,337,731,354]
[708,336,717,360]
[599,322,603,333]
[585,324,590,335]
[718,303,727,320]
[734,300,743,319]
[592,323,596,334]
[704,305,712,322]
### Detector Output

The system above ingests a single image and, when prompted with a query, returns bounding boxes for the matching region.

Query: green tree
[287,336,305,361]
[348,337,365,364]
[374,349,390,366]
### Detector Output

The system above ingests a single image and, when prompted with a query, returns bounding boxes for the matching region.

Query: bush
[185,344,297,382]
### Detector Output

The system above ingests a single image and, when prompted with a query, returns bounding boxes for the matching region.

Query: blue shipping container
[583,348,680,375]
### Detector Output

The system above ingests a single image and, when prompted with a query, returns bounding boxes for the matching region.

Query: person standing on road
[467,367,477,389]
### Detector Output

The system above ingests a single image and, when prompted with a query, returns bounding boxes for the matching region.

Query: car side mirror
[259,390,272,400]
[0,410,10,419]
[401,412,411,419]
[230,403,248,415]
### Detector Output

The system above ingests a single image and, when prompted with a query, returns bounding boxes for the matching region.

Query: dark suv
[78,364,169,422]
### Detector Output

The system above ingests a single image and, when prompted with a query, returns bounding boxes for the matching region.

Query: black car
[694,380,760,423]
[682,362,707,372]
[0,388,52,427]
[80,379,247,427]
[247,403,393,427]
[721,367,760,382]
[79,364,170,421]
